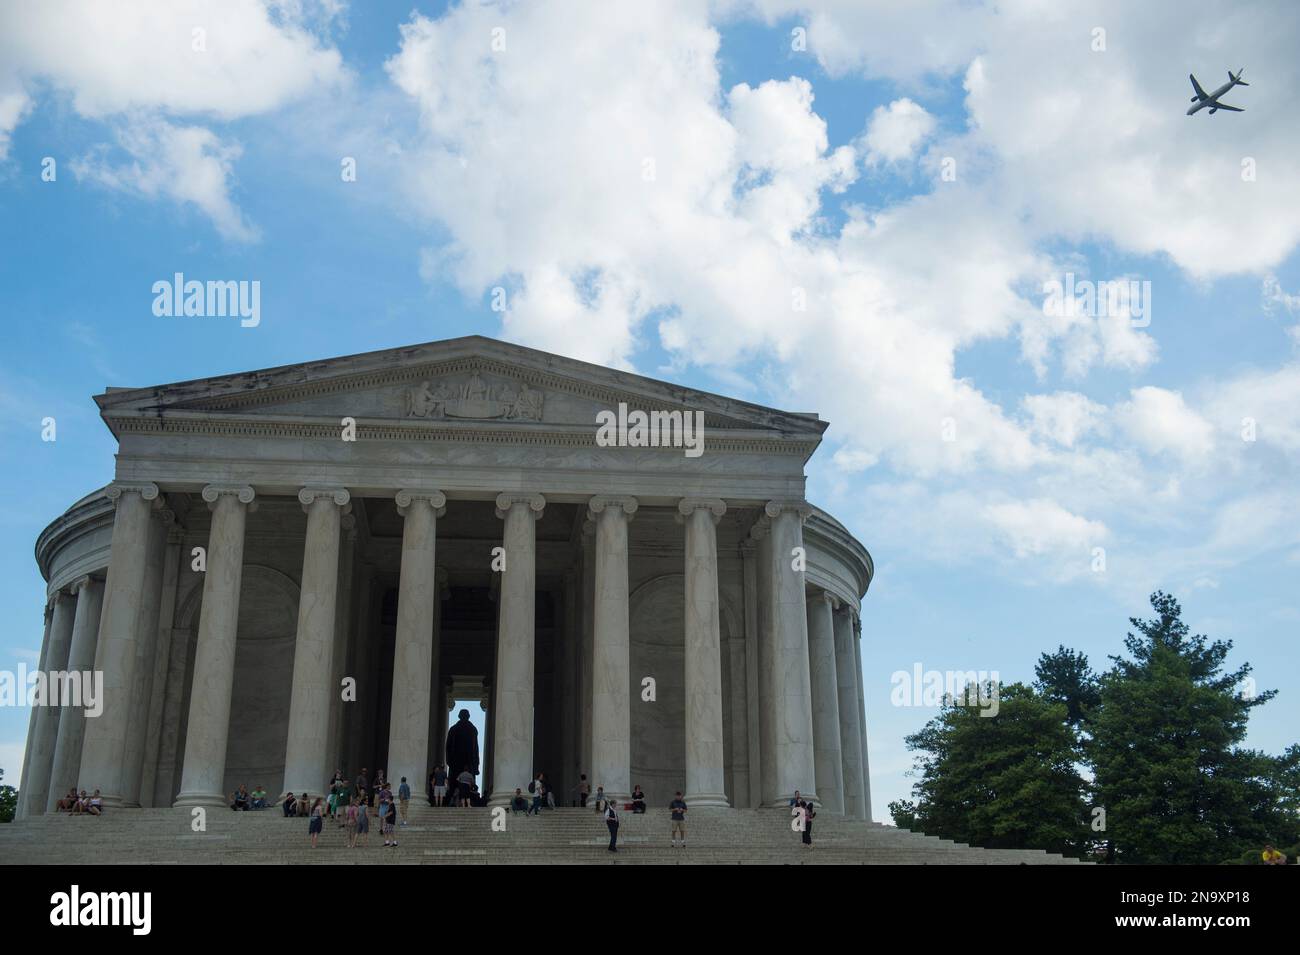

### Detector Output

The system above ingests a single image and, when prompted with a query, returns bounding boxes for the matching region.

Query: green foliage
[1034,645,1100,729]
[0,768,16,824]
[898,592,1299,865]
[1091,592,1298,864]
[887,799,918,830]
[902,682,1092,857]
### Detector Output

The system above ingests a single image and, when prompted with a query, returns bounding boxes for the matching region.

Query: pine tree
[1090,591,1297,863]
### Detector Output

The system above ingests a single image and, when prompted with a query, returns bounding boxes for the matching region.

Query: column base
[683,792,730,809]
[173,791,229,810]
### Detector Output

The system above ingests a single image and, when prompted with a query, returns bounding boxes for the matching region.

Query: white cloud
[1115,386,1215,460]
[984,498,1109,562]
[1022,392,1107,448]
[71,118,260,243]
[0,88,31,161]
[862,98,935,165]
[0,0,347,238]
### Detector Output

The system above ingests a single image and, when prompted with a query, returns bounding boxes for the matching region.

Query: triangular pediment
[95,336,827,442]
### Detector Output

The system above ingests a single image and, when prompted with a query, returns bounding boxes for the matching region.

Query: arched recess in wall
[171,564,300,800]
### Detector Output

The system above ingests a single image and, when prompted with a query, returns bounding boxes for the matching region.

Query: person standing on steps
[604,797,620,853]
[384,786,399,846]
[398,776,411,827]
[575,774,590,808]
[356,792,370,847]
[308,797,324,848]
[802,800,816,848]
[345,797,359,849]
[669,792,688,848]
[456,767,475,807]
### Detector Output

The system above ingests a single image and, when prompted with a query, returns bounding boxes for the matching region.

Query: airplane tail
[1232,68,1249,86]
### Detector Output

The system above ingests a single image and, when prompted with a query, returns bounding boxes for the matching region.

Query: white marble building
[16,336,873,819]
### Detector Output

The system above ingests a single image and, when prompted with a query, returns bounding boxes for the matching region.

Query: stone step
[1,807,1083,864]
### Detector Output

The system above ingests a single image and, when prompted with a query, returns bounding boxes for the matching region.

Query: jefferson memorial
[15,336,874,822]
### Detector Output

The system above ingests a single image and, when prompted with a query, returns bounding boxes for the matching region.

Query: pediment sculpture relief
[404,371,544,421]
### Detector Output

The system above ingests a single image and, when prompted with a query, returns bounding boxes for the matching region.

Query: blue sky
[2,0,1299,819]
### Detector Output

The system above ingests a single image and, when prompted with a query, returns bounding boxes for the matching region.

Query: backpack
[527,780,536,793]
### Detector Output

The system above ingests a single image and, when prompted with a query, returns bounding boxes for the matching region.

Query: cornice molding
[105,412,817,457]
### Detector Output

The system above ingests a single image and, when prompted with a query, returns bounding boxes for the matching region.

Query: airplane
[1187,69,1248,115]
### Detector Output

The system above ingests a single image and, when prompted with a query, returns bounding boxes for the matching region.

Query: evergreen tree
[1090,592,1298,863]
[1034,645,1100,729]
[902,681,1090,857]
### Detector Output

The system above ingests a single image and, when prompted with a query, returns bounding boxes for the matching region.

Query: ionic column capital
[69,575,100,597]
[587,495,638,521]
[494,492,546,520]
[298,486,352,513]
[748,515,771,542]
[106,481,159,505]
[201,484,257,512]
[764,499,813,523]
[395,488,446,517]
[676,498,727,524]
[808,590,839,612]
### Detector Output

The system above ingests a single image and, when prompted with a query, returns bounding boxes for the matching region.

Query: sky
[1,0,1298,821]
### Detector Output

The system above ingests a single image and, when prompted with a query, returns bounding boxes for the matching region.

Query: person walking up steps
[669,792,688,848]
[604,797,619,853]
[398,776,411,826]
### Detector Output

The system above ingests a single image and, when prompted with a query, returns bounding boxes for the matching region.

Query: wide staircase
[1,803,1084,864]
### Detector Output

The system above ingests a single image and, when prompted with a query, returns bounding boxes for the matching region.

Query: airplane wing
[1214,102,1244,112]
[1189,73,1208,100]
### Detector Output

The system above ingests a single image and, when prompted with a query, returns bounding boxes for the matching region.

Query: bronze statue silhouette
[445,708,480,783]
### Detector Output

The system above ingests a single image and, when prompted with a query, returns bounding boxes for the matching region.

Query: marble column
[679,498,729,807]
[806,590,844,813]
[326,512,356,776]
[386,488,445,794]
[560,570,578,800]
[20,595,73,817]
[46,576,103,811]
[16,600,54,820]
[79,481,158,806]
[120,504,172,807]
[139,521,184,807]
[762,500,816,807]
[579,530,595,783]
[740,539,763,810]
[853,612,872,820]
[588,495,636,802]
[283,487,350,797]
[834,605,865,820]
[173,485,256,809]
[488,492,545,805]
